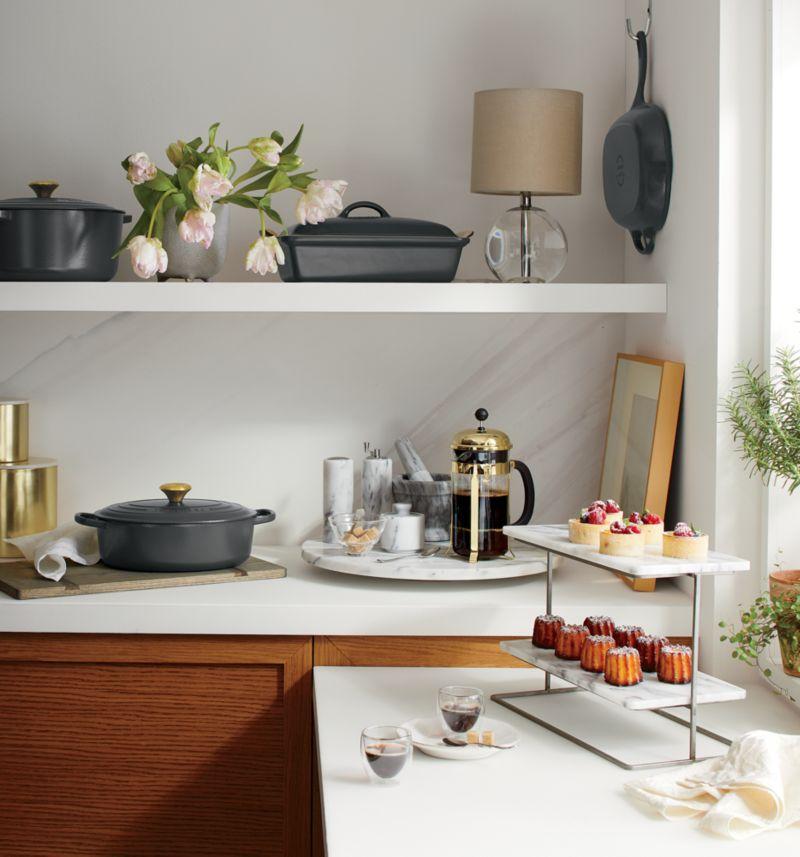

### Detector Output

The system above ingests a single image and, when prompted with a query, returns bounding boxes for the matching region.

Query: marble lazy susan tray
[300,540,554,581]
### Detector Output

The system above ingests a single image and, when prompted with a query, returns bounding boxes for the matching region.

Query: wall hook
[626,4,651,41]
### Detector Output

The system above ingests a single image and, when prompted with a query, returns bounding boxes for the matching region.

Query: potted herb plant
[118,122,347,281]
[722,348,800,677]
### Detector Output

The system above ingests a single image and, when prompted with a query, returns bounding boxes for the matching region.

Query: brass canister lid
[451,408,512,452]
[0,400,29,464]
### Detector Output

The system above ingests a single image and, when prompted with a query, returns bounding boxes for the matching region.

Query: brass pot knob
[160,482,191,504]
[29,180,59,198]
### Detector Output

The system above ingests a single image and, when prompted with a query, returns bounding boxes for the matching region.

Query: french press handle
[510,460,535,526]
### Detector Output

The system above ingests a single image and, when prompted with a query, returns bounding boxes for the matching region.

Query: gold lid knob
[29,180,59,198]
[0,400,29,464]
[160,482,191,504]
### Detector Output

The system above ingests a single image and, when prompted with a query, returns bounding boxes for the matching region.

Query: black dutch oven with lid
[278,200,471,282]
[75,483,276,572]
[0,181,131,281]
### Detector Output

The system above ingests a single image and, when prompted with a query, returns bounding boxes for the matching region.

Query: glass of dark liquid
[361,725,413,785]
[438,685,484,735]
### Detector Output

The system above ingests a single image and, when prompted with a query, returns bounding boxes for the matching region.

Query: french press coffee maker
[450,408,535,562]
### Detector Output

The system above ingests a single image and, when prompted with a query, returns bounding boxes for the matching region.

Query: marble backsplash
[0,311,624,545]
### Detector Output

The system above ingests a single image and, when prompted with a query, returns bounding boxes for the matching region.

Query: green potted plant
[722,348,800,677]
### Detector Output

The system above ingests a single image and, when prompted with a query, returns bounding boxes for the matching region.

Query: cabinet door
[0,634,312,857]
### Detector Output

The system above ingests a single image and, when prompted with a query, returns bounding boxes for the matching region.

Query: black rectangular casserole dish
[278,201,470,282]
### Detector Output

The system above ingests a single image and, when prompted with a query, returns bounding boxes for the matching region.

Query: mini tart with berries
[568,504,610,546]
[628,510,664,546]
[662,522,709,560]
[599,520,645,557]
[588,499,623,526]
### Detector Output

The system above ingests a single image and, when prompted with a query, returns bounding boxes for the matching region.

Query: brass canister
[0,401,29,463]
[0,400,58,557]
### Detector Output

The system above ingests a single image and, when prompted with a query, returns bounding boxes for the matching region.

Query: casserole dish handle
[254,509,276,525]
[339,201,390,219]
[75,512,106,529]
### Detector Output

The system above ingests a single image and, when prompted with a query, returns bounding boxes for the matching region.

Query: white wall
[623,0,769,678]
[0,0,629,544]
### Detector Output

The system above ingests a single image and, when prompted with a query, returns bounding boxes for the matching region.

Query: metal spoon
[375,546,440,564]
[442,736,516,750]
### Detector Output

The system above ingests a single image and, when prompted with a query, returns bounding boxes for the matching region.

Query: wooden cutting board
[0,556,286,600]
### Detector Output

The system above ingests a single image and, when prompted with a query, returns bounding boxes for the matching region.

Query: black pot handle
[74,512,106,529]
[254,509,276,525]
[510,460,535,526]
[632,30,648,108]
[631,228,656,255]
[123,214,132,223]
[339,201,390,219]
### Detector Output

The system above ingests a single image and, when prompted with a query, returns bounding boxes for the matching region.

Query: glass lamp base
[485,201,568,284]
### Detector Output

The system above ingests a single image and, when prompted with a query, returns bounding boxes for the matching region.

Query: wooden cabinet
[0,634,312,857]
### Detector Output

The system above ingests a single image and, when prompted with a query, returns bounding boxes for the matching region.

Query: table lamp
[471,88,583,283]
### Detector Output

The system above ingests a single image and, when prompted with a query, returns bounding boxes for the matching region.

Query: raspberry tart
[628,510,664,546]
[636,634,669,672]
[580,634,616,673]
[554,624,590,660]
[657,644,693,684]
[588,499,623,525]
[583,615,615,637]
[613,624,645,648]
[568,504,609,546]
[599,520,645,557]
[662,522,709,560]
[604,646,643,686]
[532,614,565,649]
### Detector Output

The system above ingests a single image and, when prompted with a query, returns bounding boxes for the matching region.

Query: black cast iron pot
[75,483,276,572]
[0,181,131,281]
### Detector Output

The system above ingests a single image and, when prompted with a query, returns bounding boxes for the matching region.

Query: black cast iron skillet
[602,29,672,254]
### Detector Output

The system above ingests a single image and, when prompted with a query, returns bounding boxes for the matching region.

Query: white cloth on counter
[626,730,800,839]
[4,523,100,581]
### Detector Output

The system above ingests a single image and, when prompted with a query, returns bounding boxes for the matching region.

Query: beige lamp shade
[471,88,583,196]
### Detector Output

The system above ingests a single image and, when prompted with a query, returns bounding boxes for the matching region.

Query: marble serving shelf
[504,524,750,579]
[300,540,554,581]
[500,639,747,711]
[0,281,667,314]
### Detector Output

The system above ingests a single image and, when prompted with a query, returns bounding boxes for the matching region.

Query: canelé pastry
[628,510,665,546]
[662,523,709,560]
[613,624,645,648]
[604,646,643,686]
[580,634,616,673]
[554,624,590,660]
[599,520,645,557]
[568,505,609,546]
[589,499,623,525]
[636,634,669,672]
[532,614,565,649]
[583,615,615,637]
[657,644,693,684]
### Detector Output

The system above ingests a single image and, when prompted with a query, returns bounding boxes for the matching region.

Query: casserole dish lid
[288,201,458,238]
[95,483,256,524]
[0,181,125,214]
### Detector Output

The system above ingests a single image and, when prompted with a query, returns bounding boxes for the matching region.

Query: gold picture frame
[600,354,684,589]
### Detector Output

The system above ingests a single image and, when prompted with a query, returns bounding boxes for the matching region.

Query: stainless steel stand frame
[491,549,733,771]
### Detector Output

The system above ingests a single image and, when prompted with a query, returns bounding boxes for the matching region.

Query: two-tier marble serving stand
[493,524,750,770]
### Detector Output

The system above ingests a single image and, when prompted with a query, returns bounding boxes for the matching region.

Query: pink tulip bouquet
[118,122,347,279]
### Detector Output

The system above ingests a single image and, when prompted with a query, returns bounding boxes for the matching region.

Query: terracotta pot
[769,570,800,677]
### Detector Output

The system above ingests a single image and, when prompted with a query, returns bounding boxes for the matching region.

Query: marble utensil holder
[392,473,451,543]
[323,457,354,543]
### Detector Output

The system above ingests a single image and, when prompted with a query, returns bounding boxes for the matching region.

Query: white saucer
[402,716,519,760]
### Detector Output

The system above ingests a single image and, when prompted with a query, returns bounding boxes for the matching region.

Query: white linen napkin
[626,730,800,838]
[4,523,100,581]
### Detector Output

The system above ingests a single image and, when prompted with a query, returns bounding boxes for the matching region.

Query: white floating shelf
[500,640,746,710]
[505,524,750,579]
[0,281,667,314]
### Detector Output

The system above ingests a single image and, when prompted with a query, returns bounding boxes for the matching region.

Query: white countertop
[314,666,800,856]
[0,545,692,636]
